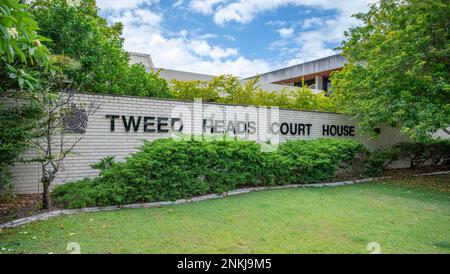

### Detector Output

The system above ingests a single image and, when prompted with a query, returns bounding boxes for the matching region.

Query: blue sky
[96,0,373,77]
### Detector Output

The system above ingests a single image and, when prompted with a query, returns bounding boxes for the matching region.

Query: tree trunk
[42,181,51,209]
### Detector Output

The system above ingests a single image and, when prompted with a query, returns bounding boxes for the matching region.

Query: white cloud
[202,0,373,66]
[172,0,184,8]
[266,20,287,27]
[109,9,162,27]
[187,40,238,60]
[121,22,272,76]
[96,0,159,11]
[277,27,294,39]
[189,0,224,15]
[187,57,272,77]
[211,0,373,25]
[197,33,219,39]
[107,6,272,77]
[223,35,236,41]
[302,17,324,29]
[285,15,359,65]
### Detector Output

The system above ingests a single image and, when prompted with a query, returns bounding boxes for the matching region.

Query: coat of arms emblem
[62,104,88,134]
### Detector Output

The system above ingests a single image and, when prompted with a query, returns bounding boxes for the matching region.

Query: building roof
[246,54,348,84]
[155,68,216,82]
[129,52,155,70]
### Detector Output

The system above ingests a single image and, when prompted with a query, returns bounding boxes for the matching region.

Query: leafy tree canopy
[30,0,170,97]
[332,0,450,142]
[170,75,337,112]
[0,0,51,93]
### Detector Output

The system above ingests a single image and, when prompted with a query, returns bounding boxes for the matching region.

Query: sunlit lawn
[1,174,449,254]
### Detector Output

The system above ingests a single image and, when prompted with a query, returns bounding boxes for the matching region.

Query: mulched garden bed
[0,195,61,224]
[1,166,449,224]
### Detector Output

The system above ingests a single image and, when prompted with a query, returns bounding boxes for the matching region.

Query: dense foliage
[0,0,51,92]
[0,104,42,193]
[332,0,450,141]
[362,140,450,176]
[52,138,365,208]
[170,75,338,112]
[0,0,50,194]
[30,0,170,97]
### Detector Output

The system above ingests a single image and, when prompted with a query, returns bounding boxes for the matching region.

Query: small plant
[91,156,116,175]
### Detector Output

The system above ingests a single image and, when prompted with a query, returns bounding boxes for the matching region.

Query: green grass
[1,174,449,254]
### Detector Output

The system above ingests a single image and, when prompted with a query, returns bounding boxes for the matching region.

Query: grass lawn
[1,174,449,254]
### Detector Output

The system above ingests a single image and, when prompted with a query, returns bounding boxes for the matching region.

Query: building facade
[129,51,155,69]
[247,54,348,94]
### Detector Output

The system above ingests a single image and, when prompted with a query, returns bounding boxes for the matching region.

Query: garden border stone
[1,170,449,229]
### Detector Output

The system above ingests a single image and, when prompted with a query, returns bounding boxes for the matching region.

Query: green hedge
[52,138,365,208]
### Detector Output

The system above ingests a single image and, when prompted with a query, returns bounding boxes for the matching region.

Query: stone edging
[1,170,449,229]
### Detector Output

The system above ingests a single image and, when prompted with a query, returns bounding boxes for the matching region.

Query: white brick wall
[11,93,411,194]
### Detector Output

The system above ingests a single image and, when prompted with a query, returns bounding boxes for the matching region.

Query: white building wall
[11,93,411,194]
[129,52,154,69]
[156,68,215,82]
[248,54,348,84]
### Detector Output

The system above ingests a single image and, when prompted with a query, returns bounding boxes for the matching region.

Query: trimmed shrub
[52,138,365,208]
[276,139,366,184]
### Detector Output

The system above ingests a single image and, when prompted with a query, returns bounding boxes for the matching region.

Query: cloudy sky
[96,0,374,78]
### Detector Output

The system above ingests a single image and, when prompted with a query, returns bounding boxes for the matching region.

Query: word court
[106,115,357,137]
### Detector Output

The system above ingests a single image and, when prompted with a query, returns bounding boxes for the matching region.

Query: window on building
[294,79,315,88]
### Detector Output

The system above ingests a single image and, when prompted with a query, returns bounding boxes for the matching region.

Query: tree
[31,0,170,98]
[0,0,51,92]
[332,0,450,141]
[169,74,337,112]
[292,79,338,112]
[0,0,51,196]
[32,72,97,209]
[169,79,220,102]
